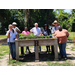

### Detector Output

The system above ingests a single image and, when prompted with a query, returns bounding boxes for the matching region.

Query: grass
[0,35,6,39]
[46,61,72,66]
[0,44,75,66]
[0,45,9,57]
[68,32,75,40]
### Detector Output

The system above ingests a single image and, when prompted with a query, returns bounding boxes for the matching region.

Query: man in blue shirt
[51,20,59,55]
[51,20,59,34]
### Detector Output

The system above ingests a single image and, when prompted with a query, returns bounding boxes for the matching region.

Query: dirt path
[0,55,9,66]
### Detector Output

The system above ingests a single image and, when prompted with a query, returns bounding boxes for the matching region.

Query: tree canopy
[0,9,75,34]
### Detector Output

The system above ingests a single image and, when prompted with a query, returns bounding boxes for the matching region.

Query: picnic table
[15,38,58,61]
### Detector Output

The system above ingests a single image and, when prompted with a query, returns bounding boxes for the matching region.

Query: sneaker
[64,57,67,60]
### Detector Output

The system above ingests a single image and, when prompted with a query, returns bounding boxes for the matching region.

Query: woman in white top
[6,25,18,59]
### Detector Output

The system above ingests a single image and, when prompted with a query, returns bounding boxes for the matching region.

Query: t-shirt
[54,30,68,43]
[13,27,20,34]
[6,30,18,42]
[42,29,51,36]
[13,27,20,38]
[51,26,59,34]
[22,31,30,35]
[30,27,41,36]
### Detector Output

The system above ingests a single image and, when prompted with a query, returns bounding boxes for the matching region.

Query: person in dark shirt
[42,24,51,52]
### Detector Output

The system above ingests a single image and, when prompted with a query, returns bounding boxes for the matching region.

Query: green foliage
[54,9,75,32]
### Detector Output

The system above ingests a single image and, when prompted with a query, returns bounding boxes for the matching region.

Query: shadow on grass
[19,52,55,62]
[18,51,75,63]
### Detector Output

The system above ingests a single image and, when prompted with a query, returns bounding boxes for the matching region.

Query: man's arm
[30,28,33,34]
[16,27,21,33]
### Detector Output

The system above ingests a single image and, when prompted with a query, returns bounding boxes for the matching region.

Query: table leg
[35,46,39,62]
[16,42,19,61]
[54,41,59,61]
[21,47,24,54]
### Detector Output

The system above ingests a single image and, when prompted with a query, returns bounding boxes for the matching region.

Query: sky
[64,9,72,13]
[54,9,72,14]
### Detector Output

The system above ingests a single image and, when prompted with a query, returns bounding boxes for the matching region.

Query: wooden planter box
[15,37,58,61]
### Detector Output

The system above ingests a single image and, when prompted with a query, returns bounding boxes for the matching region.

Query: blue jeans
[34,46,41,51]
[58,43,67,57]
[8,42,16,58]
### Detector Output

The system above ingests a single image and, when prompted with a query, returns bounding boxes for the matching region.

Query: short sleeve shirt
[6,30,18,42]
[42,29,51,36]
[22,31,30,36]
[51,26,59,34]
[30,27,41,36]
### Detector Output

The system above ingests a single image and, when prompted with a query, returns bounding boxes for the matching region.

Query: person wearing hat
[51,20,59,55]
[12,22,24,55]
[12,22,21,37]
[42,24,51,52]
[51,20,59,34]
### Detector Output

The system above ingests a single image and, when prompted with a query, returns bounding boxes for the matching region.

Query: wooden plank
[39,40,55,46]
[15,41,19,60]
[54,39,59,61]
[18,40,34,46]
[35,46,39,62]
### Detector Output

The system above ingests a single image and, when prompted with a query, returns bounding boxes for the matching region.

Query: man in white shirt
[30,23,42,51]
[30,23,41,36]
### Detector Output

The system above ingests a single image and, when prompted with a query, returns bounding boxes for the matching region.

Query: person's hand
[15,38,17,40]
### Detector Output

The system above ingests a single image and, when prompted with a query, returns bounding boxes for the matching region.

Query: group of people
[6,20,69,60]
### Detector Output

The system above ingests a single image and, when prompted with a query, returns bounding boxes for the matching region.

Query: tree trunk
[24,9,29,27]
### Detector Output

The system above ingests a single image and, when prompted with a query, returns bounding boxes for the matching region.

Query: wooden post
[35,46,39,62]
[16,41,19,61]
[54,39,59,61]
[34,40,39,62]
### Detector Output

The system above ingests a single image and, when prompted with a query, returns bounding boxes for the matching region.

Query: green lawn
[0,35,6,39]
[68,32,75,40]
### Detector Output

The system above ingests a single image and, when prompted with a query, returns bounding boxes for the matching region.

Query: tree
[71,9,75,31]
[24,9,56,30]
[54,9,70,30]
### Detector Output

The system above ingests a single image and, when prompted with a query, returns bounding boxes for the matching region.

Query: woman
[6,25,18,59]
[22,27,31,54]
[42,24,51,52]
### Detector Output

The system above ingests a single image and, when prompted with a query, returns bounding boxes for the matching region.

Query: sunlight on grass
[68,32,75,40]
[0,35,6,39]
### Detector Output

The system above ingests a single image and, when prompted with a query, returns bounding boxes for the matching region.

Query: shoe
[13,57,16,60]
[64,57,67,60]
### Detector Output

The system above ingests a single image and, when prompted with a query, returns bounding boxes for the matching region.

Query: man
[30,23,41,51]
[52,20,59,34]
[12,22,21,38]
[51,20,59,55]
[12,22,24,55]
[54,26,69,59]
